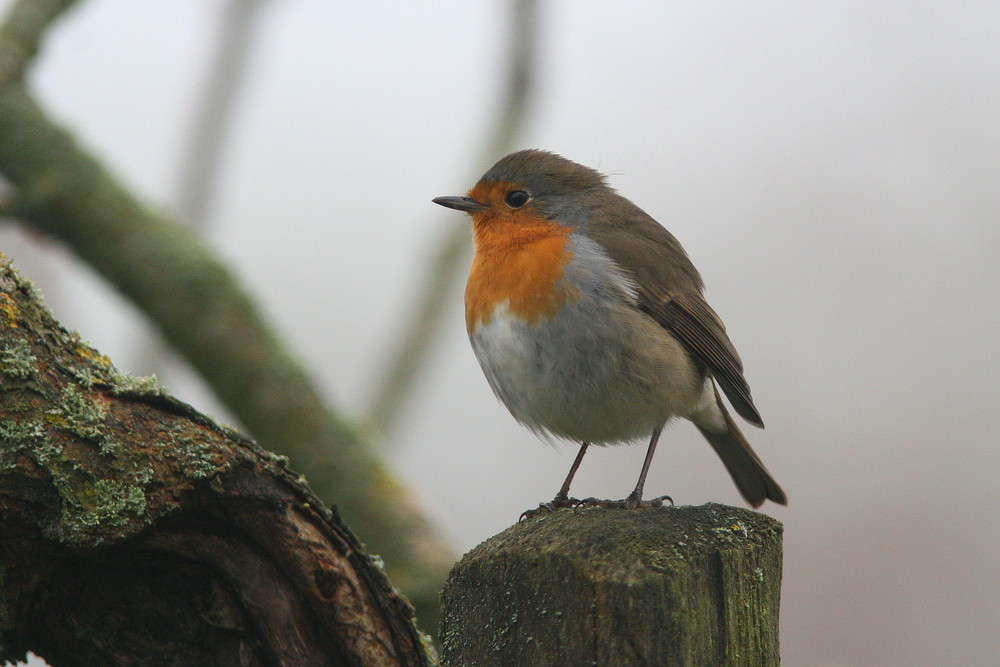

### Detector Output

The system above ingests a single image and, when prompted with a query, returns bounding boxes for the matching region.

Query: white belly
[469,299,704,445]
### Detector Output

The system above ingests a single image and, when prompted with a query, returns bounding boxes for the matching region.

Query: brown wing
[641,290,763,427]
[587,201,764,427]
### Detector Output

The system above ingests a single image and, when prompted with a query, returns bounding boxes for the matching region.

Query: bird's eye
[504,190,530,208]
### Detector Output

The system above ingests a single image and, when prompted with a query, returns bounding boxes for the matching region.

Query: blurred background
[2,1,998,665]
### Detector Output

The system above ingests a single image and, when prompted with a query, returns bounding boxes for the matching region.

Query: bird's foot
[519,493,581,521]
[578,493,674,509]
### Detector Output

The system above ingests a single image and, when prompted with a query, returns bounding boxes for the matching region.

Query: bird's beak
[432,195,488,212]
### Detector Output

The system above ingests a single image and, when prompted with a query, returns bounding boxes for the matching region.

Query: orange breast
[465,200,580,331]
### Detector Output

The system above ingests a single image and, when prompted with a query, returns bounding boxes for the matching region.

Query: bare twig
[366,0,540,434]
[174,0,271,228]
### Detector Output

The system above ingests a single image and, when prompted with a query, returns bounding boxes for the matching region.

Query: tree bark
[440,504,782,666]
[0,253,433,666]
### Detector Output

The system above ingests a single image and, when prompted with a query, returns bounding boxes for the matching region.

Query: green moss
[0,264,169,548]
[107,367,160,396]
[48,384,105,441]
[45,461,158,545]
[0,419,45,449]
[0,419,45,470]
[57,477,148,542]
[51,466,156,544]
[32,385,157,543]
[68,364,101,388]
[164,425,222,479]
[98,437,122,456]
[67,358,160,396]
[91,478,146,518]
[32,436,65,465]
[0,339,37,379]
[66,358,159,397]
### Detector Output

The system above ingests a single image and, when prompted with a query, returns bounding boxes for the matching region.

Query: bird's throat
[465,215,580,331]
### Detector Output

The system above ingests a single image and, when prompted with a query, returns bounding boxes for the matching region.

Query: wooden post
[440,503,782,666]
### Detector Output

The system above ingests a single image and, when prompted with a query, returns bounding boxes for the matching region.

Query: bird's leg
[580,428,673,509]
[624,427,664,508]
[520,442,589,520]
[553,441,588,506]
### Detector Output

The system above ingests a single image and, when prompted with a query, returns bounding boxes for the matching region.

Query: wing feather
[586,202,764,427]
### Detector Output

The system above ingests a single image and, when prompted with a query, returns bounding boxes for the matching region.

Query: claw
[519,494,580,521]
[518,504,550,521]
[520,492,673,519]
[576,494,674,509]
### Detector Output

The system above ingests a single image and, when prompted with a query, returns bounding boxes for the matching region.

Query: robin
[433,149,786,510]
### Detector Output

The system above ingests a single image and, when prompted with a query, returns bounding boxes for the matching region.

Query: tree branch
[0,253,433,665]
[0,0,76,85]
[140,0,273,409]
[173,0,272,228]
[0,1,452,628]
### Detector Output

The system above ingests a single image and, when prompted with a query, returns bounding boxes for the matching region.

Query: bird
[433,149,786,511]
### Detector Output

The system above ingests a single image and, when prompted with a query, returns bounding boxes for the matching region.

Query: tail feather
[693,384,786,508]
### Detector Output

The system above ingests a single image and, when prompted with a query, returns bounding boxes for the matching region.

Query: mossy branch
[0,0,452,628]
[0,254,433,665]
